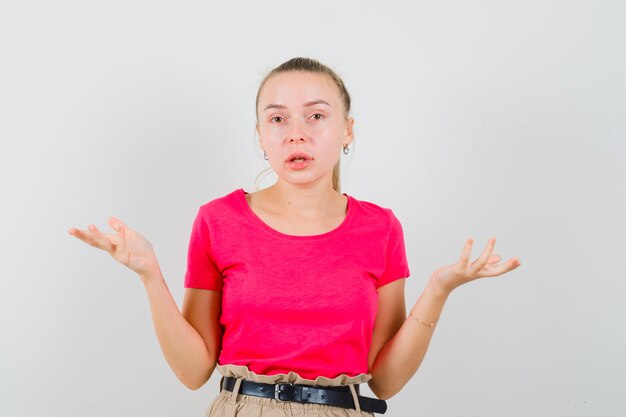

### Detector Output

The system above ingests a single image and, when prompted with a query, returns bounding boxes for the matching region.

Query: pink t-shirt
[184,188,410,380]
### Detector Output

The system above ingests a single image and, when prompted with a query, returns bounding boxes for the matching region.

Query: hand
[68,217,159,278]
[433,238,521,294]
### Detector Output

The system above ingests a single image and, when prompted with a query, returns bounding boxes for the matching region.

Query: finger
[108,216,127,233]
[68,227,85,239]
[457,238,474,266]
[87,224,115,253]
[68,226,101,247]
[68,227,95,245]
[106,216,128,250]
[488,254,501,264]
[111,221,130,265]
[471,238,496,271]
[480,257,521,277]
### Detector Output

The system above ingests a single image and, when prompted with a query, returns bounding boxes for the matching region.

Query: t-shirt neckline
[237,188,352,239]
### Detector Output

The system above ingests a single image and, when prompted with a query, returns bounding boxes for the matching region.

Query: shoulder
[196,188,244,216]
[190,189,247,231]
[348,194,400,226]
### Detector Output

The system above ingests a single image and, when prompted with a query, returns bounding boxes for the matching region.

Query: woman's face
[256,71,354,189]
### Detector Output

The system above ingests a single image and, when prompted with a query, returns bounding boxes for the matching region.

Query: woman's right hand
[68,217,159,280]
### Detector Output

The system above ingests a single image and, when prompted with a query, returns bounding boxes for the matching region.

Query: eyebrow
[263,99,331,113]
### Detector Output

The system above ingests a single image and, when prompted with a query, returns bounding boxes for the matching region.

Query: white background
[1,1,625,416]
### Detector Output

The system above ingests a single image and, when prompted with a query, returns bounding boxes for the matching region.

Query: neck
[266,180,342,216]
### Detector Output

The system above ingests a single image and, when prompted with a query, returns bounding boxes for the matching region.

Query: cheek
[319,134,344,157]
[259,124,285,143]
[261,123,280,133]
[314,120,343,136]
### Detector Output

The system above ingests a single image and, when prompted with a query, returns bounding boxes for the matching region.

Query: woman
[69,57,521,416]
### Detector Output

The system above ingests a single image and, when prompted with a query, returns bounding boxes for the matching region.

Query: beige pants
[204,364,376,417]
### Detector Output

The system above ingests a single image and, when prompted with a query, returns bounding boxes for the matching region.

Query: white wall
[1,1,624,416]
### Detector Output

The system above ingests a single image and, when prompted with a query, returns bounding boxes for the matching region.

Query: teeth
[293,158,305,162]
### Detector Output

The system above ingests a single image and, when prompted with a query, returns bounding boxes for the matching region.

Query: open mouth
[287,152,312,162]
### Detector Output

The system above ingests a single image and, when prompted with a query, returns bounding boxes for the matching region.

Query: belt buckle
[274,383,296,401]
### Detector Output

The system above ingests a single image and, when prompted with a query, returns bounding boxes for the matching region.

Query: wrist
[138,261,163,288]
[427,271,454,299]
[407,277,450,329]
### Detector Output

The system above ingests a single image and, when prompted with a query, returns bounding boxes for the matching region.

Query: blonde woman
[69,57,521,416]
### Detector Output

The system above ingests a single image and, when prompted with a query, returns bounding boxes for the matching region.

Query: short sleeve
[376,209,411,288]
[184,207,223,291]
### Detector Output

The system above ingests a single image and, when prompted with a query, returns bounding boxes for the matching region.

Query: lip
[285,152,313,162]
[287,159,311,170]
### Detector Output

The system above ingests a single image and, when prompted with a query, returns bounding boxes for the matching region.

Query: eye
[271,116,284,123]
[311,113,324,120]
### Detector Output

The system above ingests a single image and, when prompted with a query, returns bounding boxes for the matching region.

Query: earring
[263,151,268,160]
[342,145,350,155]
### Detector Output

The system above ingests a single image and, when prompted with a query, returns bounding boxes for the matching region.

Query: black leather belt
[220,376,387,414]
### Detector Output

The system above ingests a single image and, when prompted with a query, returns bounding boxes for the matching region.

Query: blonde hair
[254,57,353,193]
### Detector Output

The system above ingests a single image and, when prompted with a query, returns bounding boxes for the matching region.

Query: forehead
[258,71,341,108]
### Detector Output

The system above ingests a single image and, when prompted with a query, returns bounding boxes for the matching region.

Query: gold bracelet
[408,310,436,328]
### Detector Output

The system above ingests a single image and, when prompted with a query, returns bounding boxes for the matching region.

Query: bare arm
[368,237,521,400]
[367,276,448,400]
[181,287,223,387]
[141,266,221,390]
[69,217,221,390]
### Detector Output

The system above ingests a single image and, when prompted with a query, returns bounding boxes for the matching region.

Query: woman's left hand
[433,238,521,294]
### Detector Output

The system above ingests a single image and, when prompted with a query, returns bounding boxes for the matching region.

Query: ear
[343,117,355,146]
[256,124,262,147]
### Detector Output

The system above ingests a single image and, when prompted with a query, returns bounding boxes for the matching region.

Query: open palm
[68,217,158,276]
[434,238,521,293]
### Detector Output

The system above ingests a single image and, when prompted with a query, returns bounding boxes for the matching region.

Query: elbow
[368,379,399,401]
[371,388,395,401]
[178,363,216,391]
[180,373,210,391]
[377,392,393,401]
[184,380,203,391]
[185,379,208,391]
[176,370,204,390]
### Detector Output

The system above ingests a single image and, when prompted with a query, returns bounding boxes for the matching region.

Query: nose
[287,118,307,143]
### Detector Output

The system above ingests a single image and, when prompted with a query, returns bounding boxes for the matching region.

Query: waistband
[220,376,387,414]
